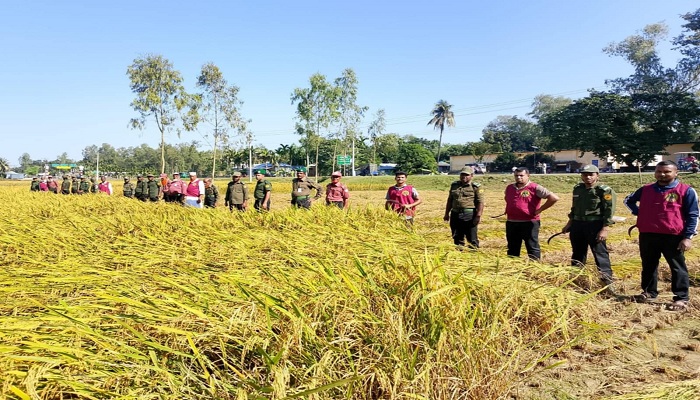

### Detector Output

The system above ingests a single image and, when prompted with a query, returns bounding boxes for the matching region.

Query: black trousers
[569,220,613,283]
[450,212,479,248]
[639,233,689,302]
[506,220,541,260]
[229,203,245,211]
[254,199,270,211]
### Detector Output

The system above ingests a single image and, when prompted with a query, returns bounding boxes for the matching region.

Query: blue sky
[1,0,698,166]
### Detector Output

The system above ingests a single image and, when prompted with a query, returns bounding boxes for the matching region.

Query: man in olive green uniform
[89,177,98,193]
[562,165,616,285]
[444,166,484,248]
[204,178,219,208]
[253,170,272,211]
[291,167,323,209]
[146,174,161,202]
[71,176,79,194]
[134,175,147,201]
[61,175,72,195]
[78,176,90,194]
[123,177,135,198]
[30,177,40,191]
[225,172,249,211]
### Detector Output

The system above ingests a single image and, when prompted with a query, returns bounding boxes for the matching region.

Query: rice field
[0,175,698,399]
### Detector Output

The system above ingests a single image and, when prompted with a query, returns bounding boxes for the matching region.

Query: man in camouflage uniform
[89,177,98,193]
[204,178,219,208]
[61,175,72,195]
[561,164,616,286]
[123,177,135,198]
[78,176,90,194]
[134,175,147,201]
[291,167,323,209]
[253,170,272,211]
[444,166,484,248]
[146,174,161,202]
[225,172,249,211]
[71,176,79,194]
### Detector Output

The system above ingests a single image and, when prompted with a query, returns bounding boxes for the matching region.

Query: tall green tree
[334,68,367,175]
[291,73,340,178]
[127,54,199,174]
[196,62,246,178]
[0,157,9,174]
[395,142,437,174]
[427,100,455,162]
[18,153,32,172]
[367,109,386,170]
[481,116,540,152]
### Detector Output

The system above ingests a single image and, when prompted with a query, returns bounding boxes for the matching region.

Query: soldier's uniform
[253,170,272,211]
[30,178,40,191]
[61,176,72,195]
[445,167,484,248]
[71,177,79,194]
[291,168,323,209]
[225,172,249,211]
[89,178,98,193]
[78,177,90,194]
[567,165,616,284]
[123,178,135,198]
[204,183,219,208]
[146,175,161,202]
[134,175,147,201]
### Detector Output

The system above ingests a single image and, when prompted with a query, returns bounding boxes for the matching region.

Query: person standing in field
[253,170,272,211]
[166,172,186,203]
[60,175,72,195]
[624,160,697,311]
[325,171,350,209]
[39,177,48,192]
[30,177,40,192]
[386,171,422,224]
[184,172,205,208]
[122,177,135,198]
[47,176,58,194]
[204,178,219,208]
[78,176,90,195]
[291,167,323,209]
[98,175,113,195]
[89,177,98,193]
[134,175,147,201]
[146,174,161,202]
[504,167,559,260]
[225,172,249,211]
[561,165,616,286]
[71,176,79,194]
[443,166,483,248]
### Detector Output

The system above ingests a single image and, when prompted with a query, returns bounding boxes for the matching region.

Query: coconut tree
[427,100,456,162]
[0,157,9,174]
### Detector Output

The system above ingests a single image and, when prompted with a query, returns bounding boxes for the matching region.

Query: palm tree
[0,157,9,174]
[427,100,455,163]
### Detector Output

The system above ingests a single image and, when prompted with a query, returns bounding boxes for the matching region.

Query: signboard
[336,155,352,165]
[50,163,78,169]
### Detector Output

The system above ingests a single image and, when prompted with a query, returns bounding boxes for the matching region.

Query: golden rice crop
[0,178,696,399]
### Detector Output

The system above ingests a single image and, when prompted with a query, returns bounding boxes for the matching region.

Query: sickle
[490,212,507,219]
[627,224,638,237]
[547,231,566,244]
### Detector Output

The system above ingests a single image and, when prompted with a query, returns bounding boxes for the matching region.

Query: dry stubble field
[0,174,698,399]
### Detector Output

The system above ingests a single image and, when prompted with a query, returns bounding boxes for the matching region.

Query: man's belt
[452,208,474,213]
[573,216,603,222]
[293,195,310,200]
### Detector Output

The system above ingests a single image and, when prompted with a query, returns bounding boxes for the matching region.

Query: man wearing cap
[204,178,220,208]
[146,174,161,202]
[291,167,323,209]
[504,167,559,260]
[134,175,147,201]
[624,160,697,311]
[98,175,113,195]
[562,164,616,286]
[78,176,90,195]
[61,175,72,195]
[166,172,186,203]
[325,171,350,209]
[225,172,249,211]
[71,176,79,194]
[253,170,272,211]
[444,166,484,248]
[122,177,135,198]
[184,172,205,208]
